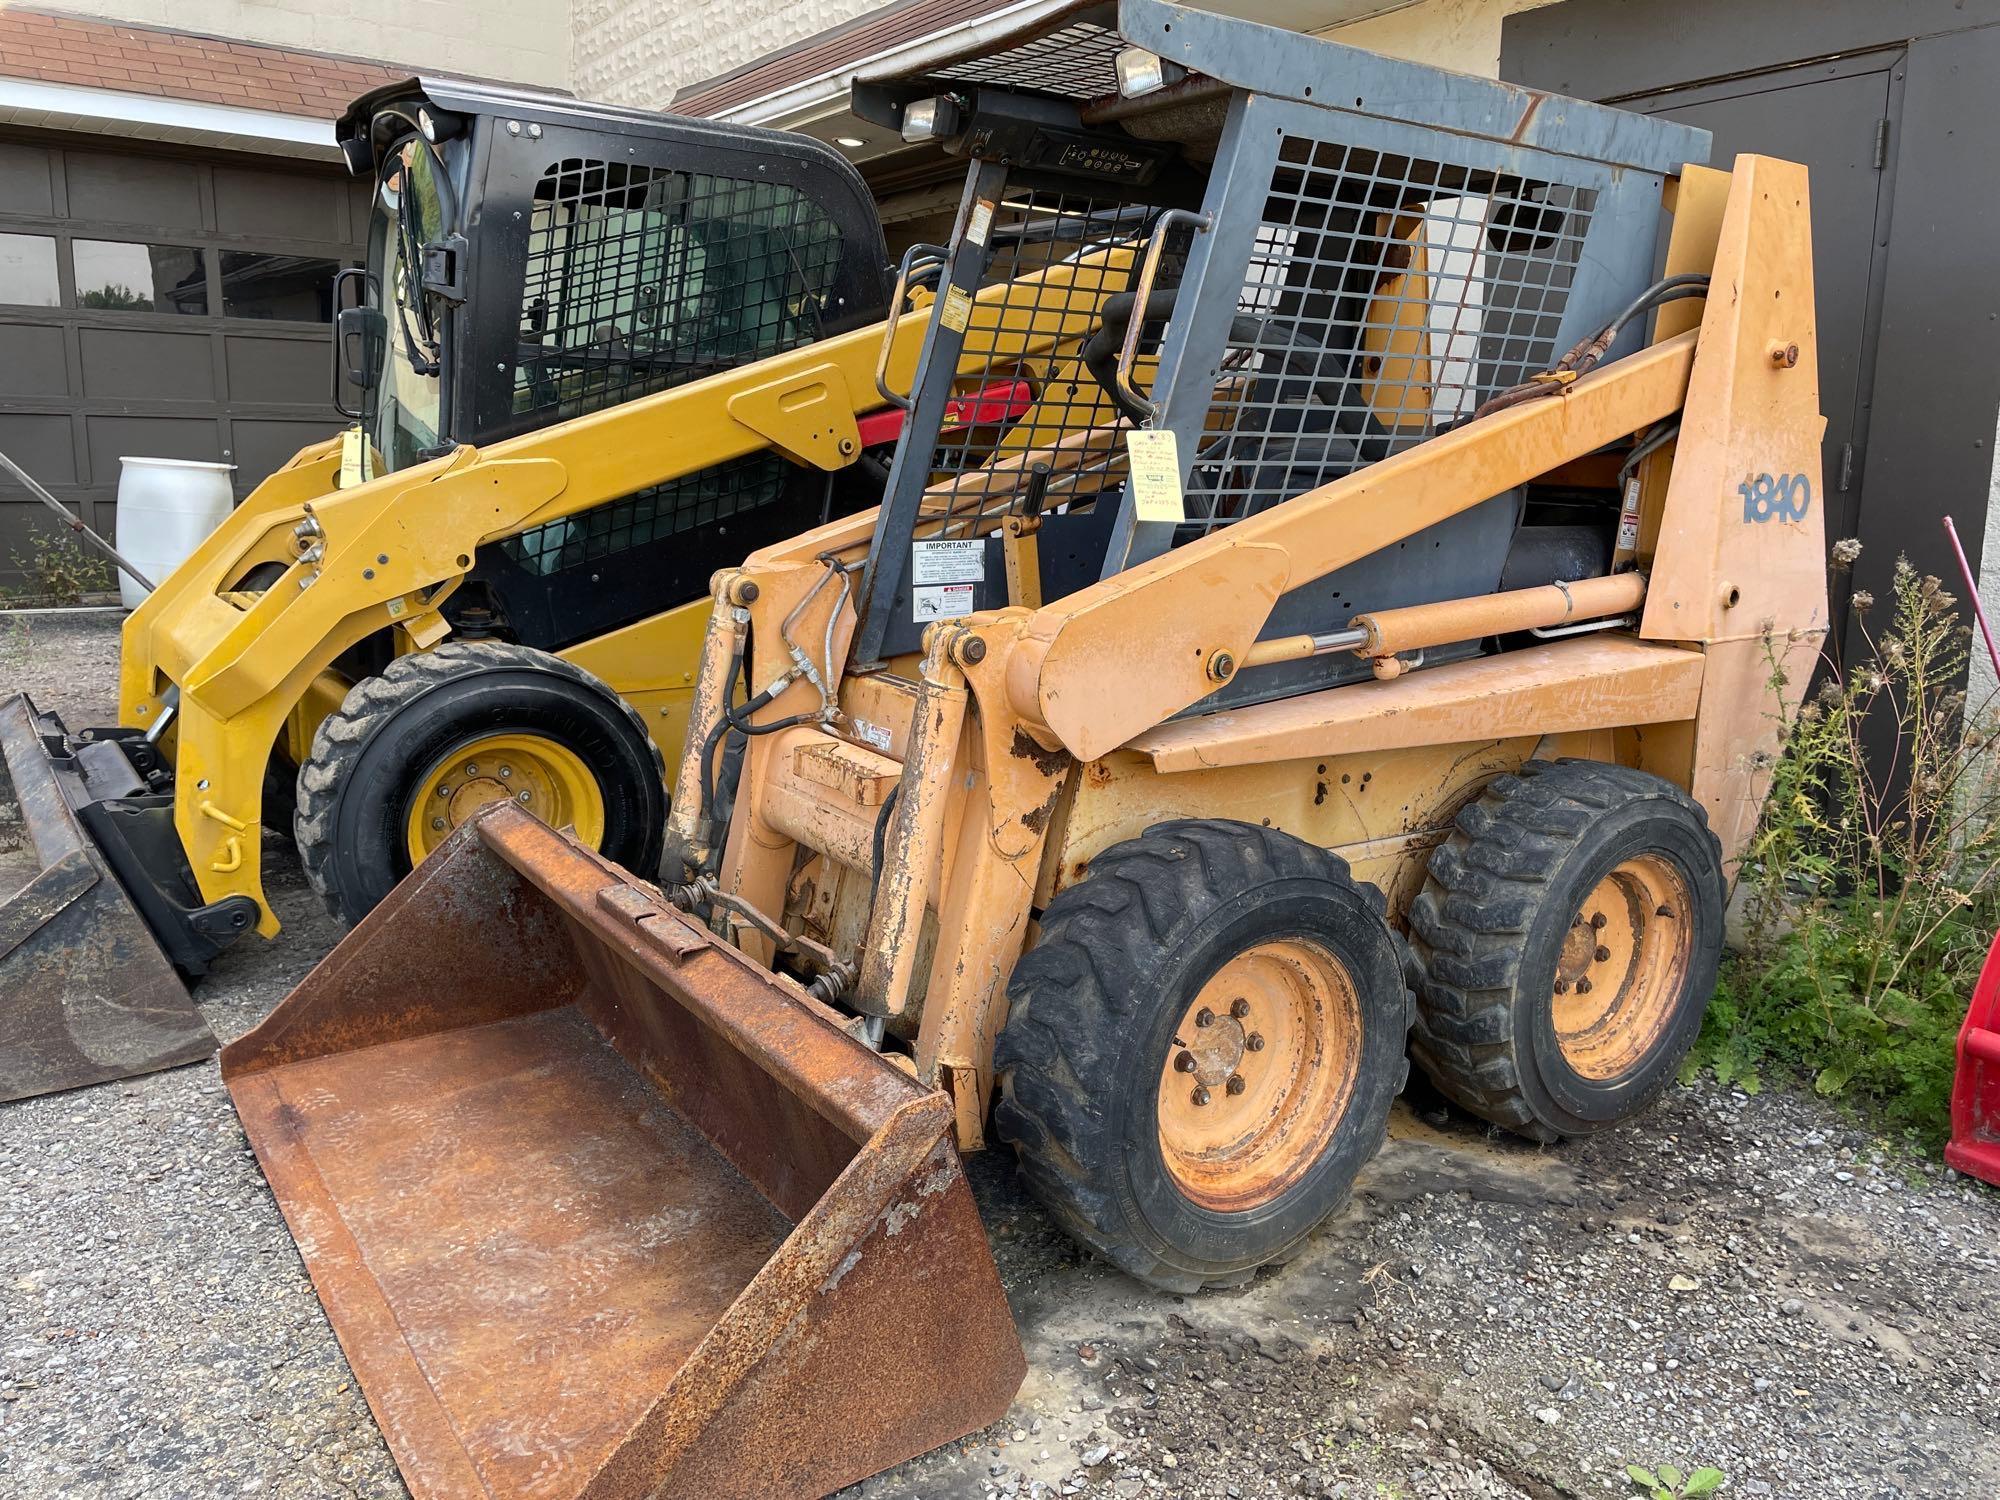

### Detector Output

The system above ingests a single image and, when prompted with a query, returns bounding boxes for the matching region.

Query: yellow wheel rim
[404,732,605,864]
[1156,939,1361,1213]
[1551,854,1694,1080]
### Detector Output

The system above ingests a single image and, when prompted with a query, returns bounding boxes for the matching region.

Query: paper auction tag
[1125,428,1184,523]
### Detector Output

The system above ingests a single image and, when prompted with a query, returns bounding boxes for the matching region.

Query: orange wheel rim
[1550,854,1694,1080]
[1156,939,1361,1213]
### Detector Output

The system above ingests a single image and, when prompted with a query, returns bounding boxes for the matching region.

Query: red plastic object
[1946,928,2000,1185]
[854,378,1035,447]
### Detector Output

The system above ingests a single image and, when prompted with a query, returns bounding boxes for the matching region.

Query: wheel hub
[405,732,605,865]
[1550,854,1694,1080]
[1156,940,1360,1213]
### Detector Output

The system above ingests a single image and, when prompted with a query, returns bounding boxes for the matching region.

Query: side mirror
[331,268,385,418]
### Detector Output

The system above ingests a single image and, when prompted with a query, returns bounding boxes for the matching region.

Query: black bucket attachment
[0,692,216,1101]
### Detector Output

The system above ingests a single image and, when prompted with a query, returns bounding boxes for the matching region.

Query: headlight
[1114,47,1186,100]
[900,95,962,144]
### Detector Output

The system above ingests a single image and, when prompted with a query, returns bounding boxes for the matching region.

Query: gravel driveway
[4,611,1997,1500]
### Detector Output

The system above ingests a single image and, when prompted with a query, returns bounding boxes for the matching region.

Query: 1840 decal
[1739,472,1812,524]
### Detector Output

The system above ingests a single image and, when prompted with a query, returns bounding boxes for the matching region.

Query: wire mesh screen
[916,189,1170,541]
[502,451,791,575]
[511,159,845,427]
[1179,139,1598,534]
[930,20,1126,100]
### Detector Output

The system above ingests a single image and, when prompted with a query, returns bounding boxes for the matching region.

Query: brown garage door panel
[0,412,77,484]
[0,144,54,218]
[80,326,218,401]
[214,167,347,242]
[86,414,224,479]
[65,152,204,232]
[225,333,335,405]
[231,417,341,488]
[0,324,67,399]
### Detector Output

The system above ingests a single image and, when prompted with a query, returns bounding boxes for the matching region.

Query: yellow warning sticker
[1125,429,1184,523]
[940,284,973,334]
[338,426,367,489]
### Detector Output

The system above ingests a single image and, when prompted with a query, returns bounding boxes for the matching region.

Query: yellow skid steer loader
[224,1,1826,1493]
[0,75,1139,1099]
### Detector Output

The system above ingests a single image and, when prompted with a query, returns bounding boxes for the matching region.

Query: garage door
[0,133,365,591]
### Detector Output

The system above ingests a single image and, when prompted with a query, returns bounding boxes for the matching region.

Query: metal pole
[0,446,156,595]
[1943,514,2000,682]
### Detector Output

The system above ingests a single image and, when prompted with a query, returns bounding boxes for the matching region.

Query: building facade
[0,3,568,586]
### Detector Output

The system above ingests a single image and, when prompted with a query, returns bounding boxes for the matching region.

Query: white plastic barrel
[114,457,236,609]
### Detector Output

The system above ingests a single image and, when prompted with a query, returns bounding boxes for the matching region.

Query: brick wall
[573,0,878,108]
[19,0,573,93]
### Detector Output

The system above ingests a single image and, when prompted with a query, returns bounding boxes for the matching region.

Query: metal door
[1622,55,1901,659]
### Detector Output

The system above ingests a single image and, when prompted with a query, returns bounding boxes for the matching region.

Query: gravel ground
[4,611,1999,1500]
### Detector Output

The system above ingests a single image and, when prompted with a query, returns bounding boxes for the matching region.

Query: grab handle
[873,243,950,412]
[1114,209,1210,423]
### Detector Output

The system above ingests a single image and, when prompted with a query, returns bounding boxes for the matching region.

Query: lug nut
[1225,1075,1246,1096]
[1589,912,1607,930]
[1174,1051,1196,1073]
[1195,1007,1215,1028]
[499,765,512,779]
[1554,979,1570,995]
[1245,1032,1265,1052]
[463,763,478,776]
[431,817,446,830]
[1594,945,1611,963]
[1575,977,1593,995]
[1230,998,1250,1019]
[436,784,451,797]
[517,791,531,803]
[1191,1086,1210,1107]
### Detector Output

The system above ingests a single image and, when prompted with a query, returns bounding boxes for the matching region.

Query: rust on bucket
[223,803,1024,1499]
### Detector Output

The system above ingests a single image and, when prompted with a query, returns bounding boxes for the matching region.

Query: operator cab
[332,79,894,649]
[844,0,1706,707]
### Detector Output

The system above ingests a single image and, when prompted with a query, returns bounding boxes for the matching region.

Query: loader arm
[134,252,1135,933]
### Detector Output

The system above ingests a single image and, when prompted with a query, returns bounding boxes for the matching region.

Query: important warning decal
[966,199,996,247]
[1125,429,1184,523]
[939,284,973,334]
[913,584,977,621]
[911,537,985,586]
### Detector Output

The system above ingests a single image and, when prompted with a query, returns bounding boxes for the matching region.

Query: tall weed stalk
[1695,548,2000,1141]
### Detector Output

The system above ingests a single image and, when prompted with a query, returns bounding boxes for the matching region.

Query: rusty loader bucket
[0,692,216,1101]
[221,801,1025,1499]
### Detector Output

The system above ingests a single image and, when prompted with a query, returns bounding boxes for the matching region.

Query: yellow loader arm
[119,253,1134,934]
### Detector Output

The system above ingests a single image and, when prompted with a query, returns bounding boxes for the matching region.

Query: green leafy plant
[1689,547,2000,1142]
[7,525,112,606]
[1626,1462,1725,1499]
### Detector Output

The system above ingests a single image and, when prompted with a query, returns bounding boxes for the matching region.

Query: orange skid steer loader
[221,2,1827,1494]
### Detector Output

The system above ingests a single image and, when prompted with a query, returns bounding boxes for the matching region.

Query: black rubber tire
[993,819,1412,1293]
[1407,759,1725,1143]
[295,640,665,927]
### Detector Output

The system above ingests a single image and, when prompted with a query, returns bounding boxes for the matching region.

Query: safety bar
[1114,208,1210,422]
[873,243,949,412]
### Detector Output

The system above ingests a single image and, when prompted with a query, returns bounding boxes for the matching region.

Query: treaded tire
[295,640,665,927]
[993,819,1411,1293]
[1407,759,1725,1142]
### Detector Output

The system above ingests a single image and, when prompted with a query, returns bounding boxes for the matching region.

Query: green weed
[1688,550,2000,1144]
[7,524,112,606]
[1626,1462,1725,1498]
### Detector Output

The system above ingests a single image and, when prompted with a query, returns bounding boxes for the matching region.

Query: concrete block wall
[24,0,573,93]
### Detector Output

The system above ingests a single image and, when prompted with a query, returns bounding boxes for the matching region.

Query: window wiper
[393,174,443,376]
